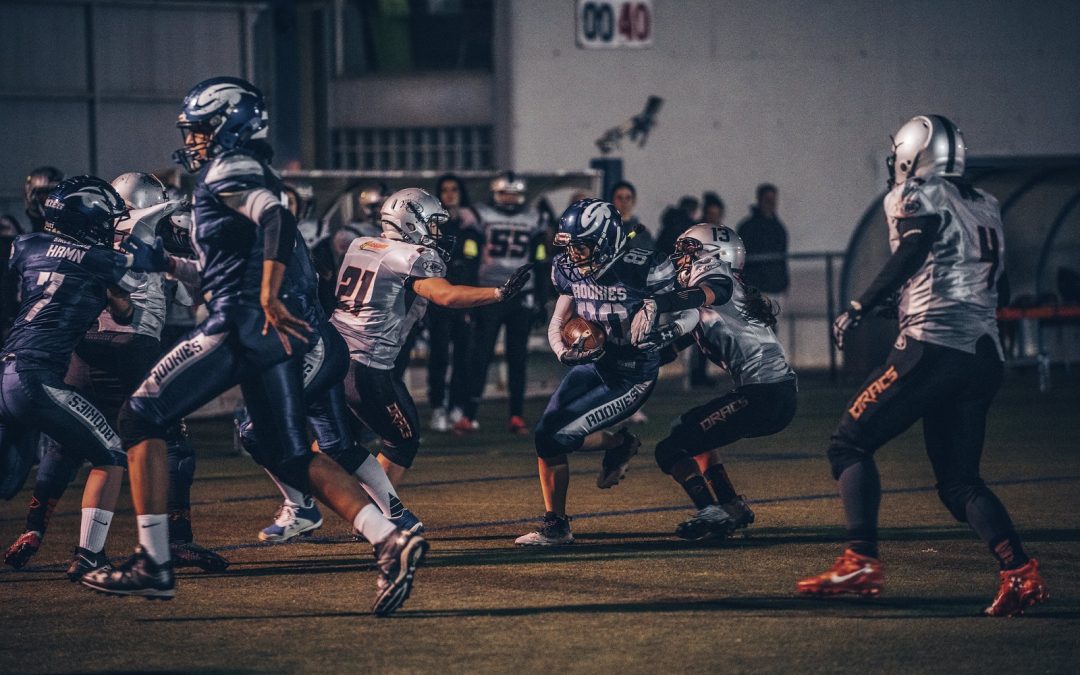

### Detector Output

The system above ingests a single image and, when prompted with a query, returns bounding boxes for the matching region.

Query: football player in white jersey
[797,115,1047,617]
[631,224,796,541]
[332,188,532,485]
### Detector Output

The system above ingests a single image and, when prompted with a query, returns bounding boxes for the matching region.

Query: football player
[3,173,227,574]
[515,199,697,546]
[84,78,427,615]
[796,115,1047,617]
[23,166,65,233]
[631,224,796,540]
[332,187,532,486]
[453,172,548,435]
[0,176,161,578]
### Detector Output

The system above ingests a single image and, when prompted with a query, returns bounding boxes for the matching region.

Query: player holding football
[796,115,1047,617]
[631,223,796,540]
[515,198,697,546]
[332,187,533,486]
[83,78,427,615]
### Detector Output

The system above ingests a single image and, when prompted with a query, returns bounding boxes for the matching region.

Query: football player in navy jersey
[0,175,163,580]
[83,78,426,614]
[631,224,796,540]
[515,199,697,546]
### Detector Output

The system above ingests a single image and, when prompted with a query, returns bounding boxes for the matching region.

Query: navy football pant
[535,361,656,458]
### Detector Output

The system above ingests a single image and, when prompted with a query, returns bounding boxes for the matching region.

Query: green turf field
[1,371,1077,674]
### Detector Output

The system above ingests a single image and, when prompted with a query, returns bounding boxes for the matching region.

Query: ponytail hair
[738,278,780,328]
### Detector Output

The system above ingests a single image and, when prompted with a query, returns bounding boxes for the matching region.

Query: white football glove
[629,298,659,347]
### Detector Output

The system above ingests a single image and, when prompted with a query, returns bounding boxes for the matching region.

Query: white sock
[264,468,312,508]
[136,514,170,564]
[354,454,402,517]
[79,508,113,553]
[352,504,396,545]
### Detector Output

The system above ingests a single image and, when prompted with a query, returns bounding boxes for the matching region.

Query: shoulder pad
[408,247,447,279]
[204,152,266,193]
[689,257,732,288]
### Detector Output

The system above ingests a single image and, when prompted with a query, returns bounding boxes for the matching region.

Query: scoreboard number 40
[576,0,653,49]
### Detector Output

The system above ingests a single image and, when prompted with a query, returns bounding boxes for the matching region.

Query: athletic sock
[136,514,170,564]
[681,475,717,510]
[354,454,403,518]
[168,509,193,544]
[79,508,113,553]
[962,487,1030,570]
[839,459,881,559]
[704,464,738,504]
[353,504,396,546]
[264,468,313,508]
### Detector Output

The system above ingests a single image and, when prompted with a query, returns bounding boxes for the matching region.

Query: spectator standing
[610,180,654,251]
[656,195,699,256]
[737,183,789,294]
[702,191,726,226]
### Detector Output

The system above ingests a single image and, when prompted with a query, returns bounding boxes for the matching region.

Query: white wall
[505,0,1080,251]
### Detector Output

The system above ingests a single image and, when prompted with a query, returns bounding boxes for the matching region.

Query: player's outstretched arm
[409,276,501,308]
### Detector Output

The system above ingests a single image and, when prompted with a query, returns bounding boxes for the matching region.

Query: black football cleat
[171,540,230,572]
[371,529,428,617]
[67,547,113,582]
[597,428,640,489]
[80,546,175,600]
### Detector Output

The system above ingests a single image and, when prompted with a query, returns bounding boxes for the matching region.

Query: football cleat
[596,428,640,489]
[507,415,530,436]
[451,417,478,435]
[430,407,449,432]
[372,529,429,617]
[984,558,1048,617]
[259,501,323,542]
[4,530,43,569]
[170,541,230,572]
[391,507,425,534]
[80,546,175,600]
[514,513,574,546]
[721,496,756,530]
[796,549,884,597]
[67,547,113,582]
[675,504,736,541]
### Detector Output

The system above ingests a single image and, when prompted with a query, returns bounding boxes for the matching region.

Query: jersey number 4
[977,226,1000,289]
[336,266,375,312]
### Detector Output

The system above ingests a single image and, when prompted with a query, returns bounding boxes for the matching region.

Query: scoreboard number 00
[577,0,653,49]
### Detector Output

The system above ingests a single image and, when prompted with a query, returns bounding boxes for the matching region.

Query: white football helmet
[111,172,168,210]
[380,187,450,255]
[490,171,526,210]
[889,115,966,185]
[672,223,745,285]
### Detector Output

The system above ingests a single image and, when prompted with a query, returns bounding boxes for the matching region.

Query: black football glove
[559,333,605,366]
[636,321,683,352]
[497,263,534,301]
[123,235,168,273]
[832,301,864,351]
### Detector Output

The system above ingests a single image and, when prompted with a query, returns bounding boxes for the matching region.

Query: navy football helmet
[44,176,128,247]
[554,198,629,281]
[173,76,268,172]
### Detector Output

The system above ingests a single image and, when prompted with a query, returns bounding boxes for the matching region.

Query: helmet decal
[189,82,251,116]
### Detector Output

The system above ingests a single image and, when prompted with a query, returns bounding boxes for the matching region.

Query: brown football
[562,316,606,351]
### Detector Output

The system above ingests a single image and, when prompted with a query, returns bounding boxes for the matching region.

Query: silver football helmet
[888,115,966,185]
[490,171,526,209]
[380,187,450,254]
[111,172,169,210]
[672,223,745,286]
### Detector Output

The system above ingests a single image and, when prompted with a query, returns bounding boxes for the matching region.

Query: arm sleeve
[547,294,574,356]
[259,204,298,263]
[653,275,733,313]
[856,214,941,311]
[670,308,700,335]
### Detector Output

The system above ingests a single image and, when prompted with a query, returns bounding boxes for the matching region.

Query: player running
[796,115,1047,617]
[82,78,427,615]
[331,187,533,486]
[0,176,160,578]
[515,198,697,546]
[631,223,796,540]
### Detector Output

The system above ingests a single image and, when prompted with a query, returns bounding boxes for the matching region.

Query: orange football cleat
[796,549,884,597]
[984,558,1048,617]
[507,416,530,436]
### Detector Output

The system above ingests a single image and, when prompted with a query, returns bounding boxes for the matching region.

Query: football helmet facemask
[672,223,745,287]
[173,76,268,173]
[44,176,128,248]
[554,198,628,282]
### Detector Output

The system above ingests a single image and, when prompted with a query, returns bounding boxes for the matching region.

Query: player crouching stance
[796,115,1047,616]
[82,78,426,615]
[634,224,796,540]
[516,199,695,546]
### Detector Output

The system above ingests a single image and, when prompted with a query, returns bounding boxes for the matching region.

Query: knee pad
[272,452,316,495]
[118,400,169,450]
[379,438,419,470]
[654,437,690,475]
[827,438,870,480]
[936,480,987,523]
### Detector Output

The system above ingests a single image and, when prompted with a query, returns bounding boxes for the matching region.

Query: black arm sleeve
[261,205,298,264]
[856,214,941,312]
[654,276,733,313]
